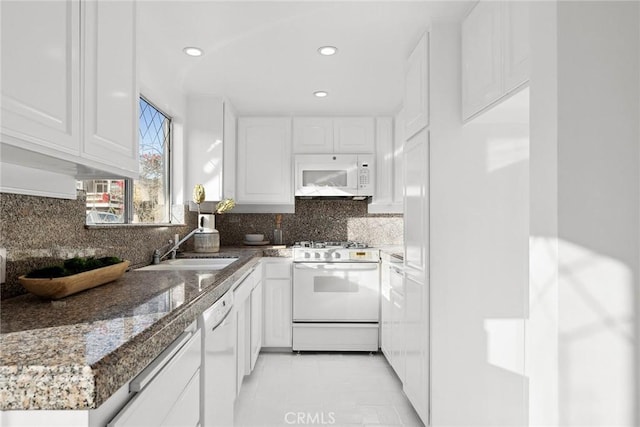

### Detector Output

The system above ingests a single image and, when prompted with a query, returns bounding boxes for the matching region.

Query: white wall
[429,23,529,426]
[527,2,560,425]
[529,1,639,425]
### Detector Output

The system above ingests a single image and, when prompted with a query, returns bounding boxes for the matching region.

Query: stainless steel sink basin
[137,257,239,271]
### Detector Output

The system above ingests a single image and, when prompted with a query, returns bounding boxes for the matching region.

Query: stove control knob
[324,252,331,259]
[333,252,341,259]
[304,252,311,259]
[314,252,321,259]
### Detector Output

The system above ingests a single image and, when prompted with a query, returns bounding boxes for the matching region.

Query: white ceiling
[138,1,473,116]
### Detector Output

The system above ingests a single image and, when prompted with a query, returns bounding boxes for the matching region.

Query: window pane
[135,97,171,223]
[83,179,125,224]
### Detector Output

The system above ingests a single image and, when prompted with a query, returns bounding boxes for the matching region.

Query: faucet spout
[158,227,202,262]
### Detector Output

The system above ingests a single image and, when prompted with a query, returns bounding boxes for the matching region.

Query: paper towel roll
[198,214,216,231]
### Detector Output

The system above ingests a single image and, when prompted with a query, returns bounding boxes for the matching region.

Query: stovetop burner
[293,241,368,249]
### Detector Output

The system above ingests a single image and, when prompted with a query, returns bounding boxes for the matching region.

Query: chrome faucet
[153,227,202,264]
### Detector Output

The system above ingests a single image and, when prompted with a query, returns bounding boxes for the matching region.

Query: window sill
[85,223,187,230]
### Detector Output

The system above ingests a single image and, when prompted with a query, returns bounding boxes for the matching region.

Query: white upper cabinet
[333,117,375,153]
[503,1,531,92]
[1,0,81,158]
[292,117,334,153]
[186,96,237,201]
[369,116,403,214]
[81,0,138,177]
[404,32,429,140]
[1,0,139,187]
[292,117,374,153]
[237,117,293,205]
[462,0,530,121]
[462,1,502,119]
[222,103,238,201]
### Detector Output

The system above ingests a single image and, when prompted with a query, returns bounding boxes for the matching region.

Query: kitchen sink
[137,257,239,271]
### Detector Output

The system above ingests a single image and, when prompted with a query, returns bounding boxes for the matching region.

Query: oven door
[293,262,380,322]
[294,154,359,196]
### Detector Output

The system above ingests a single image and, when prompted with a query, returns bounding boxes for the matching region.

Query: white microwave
[294,154,374,199]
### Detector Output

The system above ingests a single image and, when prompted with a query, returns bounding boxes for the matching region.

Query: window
[80,97,172,224]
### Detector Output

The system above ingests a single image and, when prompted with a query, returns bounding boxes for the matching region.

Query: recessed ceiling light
[183,47,203,57]
[313,91,328,98]
[318,46,338,56]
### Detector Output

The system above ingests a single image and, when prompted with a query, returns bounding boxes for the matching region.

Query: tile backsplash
[0,193,402,299]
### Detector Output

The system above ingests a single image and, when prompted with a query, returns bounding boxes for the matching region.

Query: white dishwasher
[200,291,236,427]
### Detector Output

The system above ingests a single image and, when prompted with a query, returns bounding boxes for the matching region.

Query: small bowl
[245,234,264,242]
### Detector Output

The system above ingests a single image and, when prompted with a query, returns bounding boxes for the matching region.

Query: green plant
[26,256,124,279]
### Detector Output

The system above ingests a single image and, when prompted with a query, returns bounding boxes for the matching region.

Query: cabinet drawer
[264,262,292,279]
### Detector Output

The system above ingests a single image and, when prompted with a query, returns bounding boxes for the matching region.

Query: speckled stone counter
[0,247,290,411]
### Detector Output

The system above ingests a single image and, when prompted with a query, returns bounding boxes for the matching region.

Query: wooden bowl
[19,261,130,299]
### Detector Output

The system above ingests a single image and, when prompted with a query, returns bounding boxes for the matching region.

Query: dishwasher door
[201,292,236,427]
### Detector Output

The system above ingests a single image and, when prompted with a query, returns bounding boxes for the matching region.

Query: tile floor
[233,352,424,427]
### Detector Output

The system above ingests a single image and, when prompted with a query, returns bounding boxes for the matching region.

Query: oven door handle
[294,263,379,271]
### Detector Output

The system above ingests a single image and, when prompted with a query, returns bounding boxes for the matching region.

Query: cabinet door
[250,280,263,371]
[372,117,394,206]
[389,266,405,382]
[160,370,200,427]
[462,1,502,120]
[263,278,292,347]
[237,117,293,204]
[404,32,429,139]
[186,96,225,201]
[1,0,80,156]
[503,1,530,93]
[293,117,333,153]
[403,129,429,273]
[81,0,138,176]
[380,261,392,359]
[403,272,428,425]
[223,103,237,200]
[333,117,375,153]
[234,273,254,395]
[109,330,201,427]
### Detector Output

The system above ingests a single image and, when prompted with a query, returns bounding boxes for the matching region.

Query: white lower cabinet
[381,253,428,424]
[389,266,406,383]
[234,263,263,396]
[380,258,392,359]
[250,273,264,371]
[403,270,429,425]
[262,259,293,348]
[108,327,202,427]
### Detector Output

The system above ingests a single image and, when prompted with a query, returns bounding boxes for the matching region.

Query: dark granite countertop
[0,247,290,411]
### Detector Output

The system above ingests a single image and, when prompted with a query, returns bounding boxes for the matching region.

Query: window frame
[82,95,175,226]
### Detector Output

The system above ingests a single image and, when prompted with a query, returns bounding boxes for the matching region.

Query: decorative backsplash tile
[0,193,402,299]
